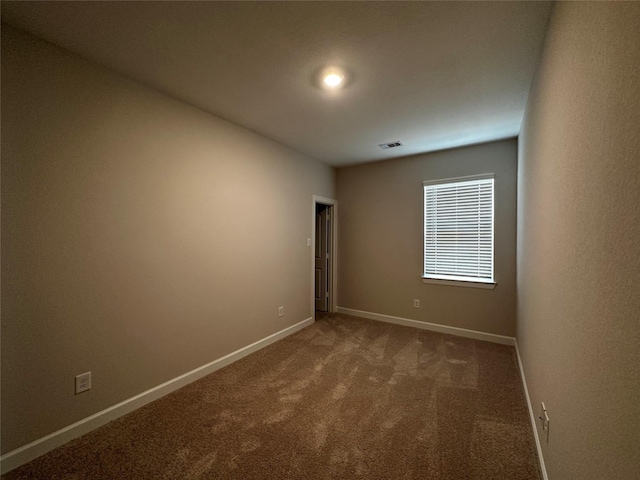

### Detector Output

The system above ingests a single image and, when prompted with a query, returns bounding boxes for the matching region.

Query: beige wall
[337,139,517,337]
[517,3,640,479]
[1,25,335,453]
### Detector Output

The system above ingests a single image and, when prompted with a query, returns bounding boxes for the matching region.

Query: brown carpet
[4,313,541,479]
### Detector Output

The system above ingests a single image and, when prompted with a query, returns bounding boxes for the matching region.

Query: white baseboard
[514,341,548,480]
[0,317,314,475]
[336,307,516,345]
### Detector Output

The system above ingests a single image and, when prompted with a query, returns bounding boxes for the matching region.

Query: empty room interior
[1,2,638,479]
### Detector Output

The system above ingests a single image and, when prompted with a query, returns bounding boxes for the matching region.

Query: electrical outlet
[278,306,284,317]
[539,402,547,429]
[413,299,420,308]
[307,238,312,247]
[75,372,92,394]
[539,402,550,443]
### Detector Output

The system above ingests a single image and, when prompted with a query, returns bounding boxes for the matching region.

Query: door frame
[311,195,337,319]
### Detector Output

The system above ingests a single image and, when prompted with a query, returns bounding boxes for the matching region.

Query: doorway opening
[311,196,337,320]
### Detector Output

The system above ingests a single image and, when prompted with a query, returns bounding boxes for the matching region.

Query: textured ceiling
[1,1,553,167]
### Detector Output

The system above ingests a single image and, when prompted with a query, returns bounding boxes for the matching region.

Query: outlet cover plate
[75,372,92,394]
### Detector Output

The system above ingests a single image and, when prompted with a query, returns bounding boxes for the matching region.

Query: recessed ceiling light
[319,68,346,90]
[323,72,344,89]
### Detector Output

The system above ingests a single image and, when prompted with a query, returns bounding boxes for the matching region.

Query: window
[423,174,495,288]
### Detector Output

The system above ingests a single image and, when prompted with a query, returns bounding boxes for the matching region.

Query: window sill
[422,277,497,289]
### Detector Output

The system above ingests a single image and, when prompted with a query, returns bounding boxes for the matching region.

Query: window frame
[422,173,496,289]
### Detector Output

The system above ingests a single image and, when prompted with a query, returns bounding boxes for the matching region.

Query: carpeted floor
[3,313,541,479]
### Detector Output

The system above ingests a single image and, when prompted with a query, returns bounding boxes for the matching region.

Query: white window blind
[423,174,494,283]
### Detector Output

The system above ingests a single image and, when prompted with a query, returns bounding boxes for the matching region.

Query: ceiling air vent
[379,141,403,150]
